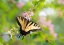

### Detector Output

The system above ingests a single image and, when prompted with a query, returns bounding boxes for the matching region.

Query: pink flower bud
[22,12,31,21]
[25,16,30,21]
[54,33,57,39]
[29,11,34,16]
[22,12,28,17]
[49,24,54,34]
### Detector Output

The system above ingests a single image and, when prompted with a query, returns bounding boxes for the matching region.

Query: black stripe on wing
[16,16,21,26]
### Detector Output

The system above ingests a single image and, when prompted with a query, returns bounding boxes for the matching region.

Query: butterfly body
[19,27,30,36]
[16,16,41,36]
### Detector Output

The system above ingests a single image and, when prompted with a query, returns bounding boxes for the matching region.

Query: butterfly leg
[22,35,24,40]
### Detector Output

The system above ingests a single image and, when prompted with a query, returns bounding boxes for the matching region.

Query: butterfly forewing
[16,16,29,30]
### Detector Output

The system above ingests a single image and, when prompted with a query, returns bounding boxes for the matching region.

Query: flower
[39,16,57,39]
[58,0,64,4]
[16,2,25,8]
[29,11,34,16]
[44,20,52,27]
[53,33,57,39]
[39,16,46,24]
[12,0,25,8]
[22,12,30,20]
[25,15,31,21]
[22,11,34,21]
[49,24,54,34]
[22,12,28,17]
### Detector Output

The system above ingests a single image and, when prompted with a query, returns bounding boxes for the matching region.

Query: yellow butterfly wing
[16,16,41,32]
[16,16,28,30]
[25,22,41,32]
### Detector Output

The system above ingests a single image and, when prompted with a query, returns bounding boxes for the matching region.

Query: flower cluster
[12,0,25,8]
[16,2,25,8]
[22,11,34,21]
[58,0,64,4]
[2,27,20,42]
[39,16,57,39]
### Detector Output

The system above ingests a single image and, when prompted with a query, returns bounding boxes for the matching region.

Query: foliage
[0,0,64,45]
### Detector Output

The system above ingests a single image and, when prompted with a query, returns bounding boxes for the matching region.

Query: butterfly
[16,16,41,37]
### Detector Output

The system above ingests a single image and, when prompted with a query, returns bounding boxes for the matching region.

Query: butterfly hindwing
[25,21,41,32]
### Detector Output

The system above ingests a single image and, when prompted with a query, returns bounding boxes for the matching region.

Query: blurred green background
[0,0,64,45]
